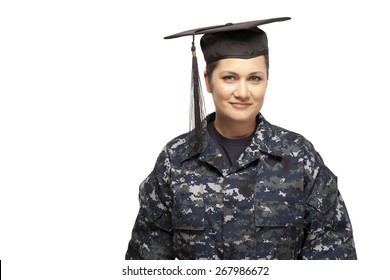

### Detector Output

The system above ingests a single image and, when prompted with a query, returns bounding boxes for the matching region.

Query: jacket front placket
[198,137,266,259]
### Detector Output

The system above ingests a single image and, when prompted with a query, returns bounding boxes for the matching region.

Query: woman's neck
[214,116,257,139]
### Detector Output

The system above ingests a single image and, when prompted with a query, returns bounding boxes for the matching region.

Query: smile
[230,102,252,109]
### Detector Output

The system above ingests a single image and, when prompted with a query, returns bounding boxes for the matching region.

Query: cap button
[225,22,233,26]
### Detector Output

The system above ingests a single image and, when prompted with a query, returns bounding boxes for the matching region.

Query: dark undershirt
[207,121,255,167]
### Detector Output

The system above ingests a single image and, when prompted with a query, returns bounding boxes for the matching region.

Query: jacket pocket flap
[255,201,304,227]
[172,203,205,230]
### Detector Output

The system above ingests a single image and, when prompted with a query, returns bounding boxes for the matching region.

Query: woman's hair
[205,54,270,79]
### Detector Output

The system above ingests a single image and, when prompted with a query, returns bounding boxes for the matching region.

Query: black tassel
[190,35,206,149]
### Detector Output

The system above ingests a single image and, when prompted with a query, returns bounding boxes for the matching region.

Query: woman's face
[204,56,268,125]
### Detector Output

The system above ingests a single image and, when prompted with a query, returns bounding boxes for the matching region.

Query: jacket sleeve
[125,147,174,260]
[300,142,357,260]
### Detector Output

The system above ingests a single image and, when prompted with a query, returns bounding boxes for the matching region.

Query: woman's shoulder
[259,115,317,155]
[164,132,189,150]
[157,131,194,160]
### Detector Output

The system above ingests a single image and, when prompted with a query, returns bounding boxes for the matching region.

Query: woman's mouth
[230,102,251,109]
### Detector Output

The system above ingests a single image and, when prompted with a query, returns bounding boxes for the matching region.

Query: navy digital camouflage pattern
[125,113,357,260]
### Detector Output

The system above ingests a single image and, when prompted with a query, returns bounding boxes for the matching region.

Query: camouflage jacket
[125,113,357,260]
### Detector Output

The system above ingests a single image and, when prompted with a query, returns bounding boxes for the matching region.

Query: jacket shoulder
[162,132,191,158]
[261,118,316,157]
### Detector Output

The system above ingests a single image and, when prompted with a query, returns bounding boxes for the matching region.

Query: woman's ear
[204,70,212,93]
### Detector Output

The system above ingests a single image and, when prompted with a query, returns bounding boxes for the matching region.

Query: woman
[125,17,357,260]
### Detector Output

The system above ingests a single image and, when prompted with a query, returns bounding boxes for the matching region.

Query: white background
[1,0,389,279]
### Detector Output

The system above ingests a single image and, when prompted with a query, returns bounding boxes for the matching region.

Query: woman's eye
[249,76,261,82]
[223,76,236,82]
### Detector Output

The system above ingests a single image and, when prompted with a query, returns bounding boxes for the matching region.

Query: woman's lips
[230,102,251,109]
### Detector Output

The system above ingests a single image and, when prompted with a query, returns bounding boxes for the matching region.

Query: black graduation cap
[164,17,291,150]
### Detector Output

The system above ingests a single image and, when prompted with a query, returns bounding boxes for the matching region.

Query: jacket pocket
[254,201,305,259]
[171,202,206,259]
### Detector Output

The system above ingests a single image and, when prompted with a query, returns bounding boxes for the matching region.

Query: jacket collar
[179,112,285,165]
[252,114,285,158]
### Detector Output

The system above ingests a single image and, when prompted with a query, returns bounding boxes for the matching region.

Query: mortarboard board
[164,17,291,151]
[164,17,291,39]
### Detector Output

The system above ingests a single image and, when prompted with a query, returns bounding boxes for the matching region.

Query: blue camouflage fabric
[125,113,357,260]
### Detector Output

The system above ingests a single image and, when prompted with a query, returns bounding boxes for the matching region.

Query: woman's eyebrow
[218,71,238,75]
[248,71,266,76]
[218,70,266,76]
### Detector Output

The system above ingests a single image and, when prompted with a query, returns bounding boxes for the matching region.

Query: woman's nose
[233,81,250,99]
